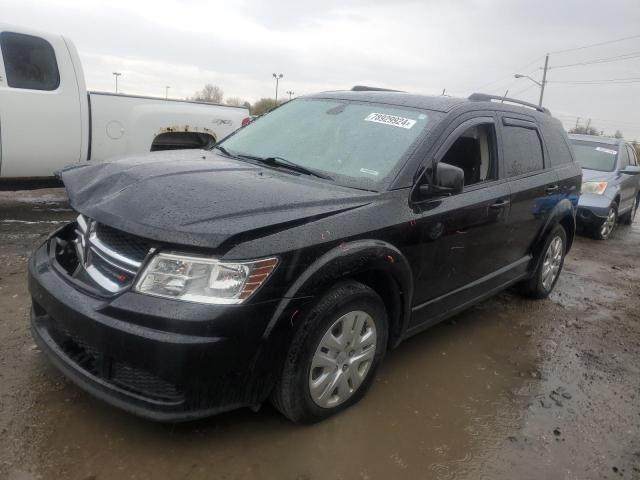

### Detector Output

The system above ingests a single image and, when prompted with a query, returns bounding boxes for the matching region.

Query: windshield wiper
[213,144,233,157]
[236,154,334,180]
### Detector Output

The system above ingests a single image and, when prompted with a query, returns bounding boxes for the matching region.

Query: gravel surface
[1,188,639,480]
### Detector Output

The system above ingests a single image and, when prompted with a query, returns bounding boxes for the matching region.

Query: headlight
[134,252,278,304]
[581,181,608,195]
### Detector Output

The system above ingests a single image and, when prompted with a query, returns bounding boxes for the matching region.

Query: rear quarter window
[0,31,60,91]
[502,123,544,177]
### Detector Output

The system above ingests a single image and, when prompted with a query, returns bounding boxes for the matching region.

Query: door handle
[490,199,510,209]
[546,185,559,195]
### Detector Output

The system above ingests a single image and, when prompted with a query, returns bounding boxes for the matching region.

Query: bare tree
[192,84,223,103]
[225,96,249,107]
[613,130,624,139]
[569,125,600,136]
[250,98,287,116]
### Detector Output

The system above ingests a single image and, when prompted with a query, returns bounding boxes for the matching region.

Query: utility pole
[272,73,283,103]
[586,118,592,131]
[112,72,121,94]
[514,53,549,107]
[165,86,170,99]
[286,90,295,100]
[575,117,580,129]
[539,54,549,107]
[441,88,446,96]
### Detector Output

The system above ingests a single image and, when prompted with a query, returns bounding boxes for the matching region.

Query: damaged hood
[61,151,373,249]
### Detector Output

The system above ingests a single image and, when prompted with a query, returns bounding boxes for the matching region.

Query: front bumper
[28,238,293,421]
[576,193,613,226]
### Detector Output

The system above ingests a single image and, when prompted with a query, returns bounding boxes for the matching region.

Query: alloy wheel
[309,310,377,408]
[541,236,564,291]
[600,207,617,238]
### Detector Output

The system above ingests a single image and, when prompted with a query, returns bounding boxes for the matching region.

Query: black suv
[28,88,581,423]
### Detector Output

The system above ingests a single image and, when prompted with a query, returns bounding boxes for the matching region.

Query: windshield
[570,140,618,172]
[218,98,434,190]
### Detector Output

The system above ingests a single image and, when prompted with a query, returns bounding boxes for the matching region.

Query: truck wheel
[271,281,388,423]
[621,196,638,225]
[518,224,567,299]
[593,204,617,240]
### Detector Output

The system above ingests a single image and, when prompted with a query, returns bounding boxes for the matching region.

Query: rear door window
[501,120,544,177]
[0,31,60,91]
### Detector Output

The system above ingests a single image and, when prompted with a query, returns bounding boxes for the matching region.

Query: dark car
[568,134,640,239]
[28,89,581,423]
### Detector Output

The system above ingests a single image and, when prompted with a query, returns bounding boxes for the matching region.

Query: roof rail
[468,93,551,115]
[351,85,403,92]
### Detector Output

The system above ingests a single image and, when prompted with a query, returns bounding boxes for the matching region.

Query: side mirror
[621,165,640,175]
[419,162,464,197]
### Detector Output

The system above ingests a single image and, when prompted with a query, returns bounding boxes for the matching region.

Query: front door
[409,116,512,328]
[618,145,638,212]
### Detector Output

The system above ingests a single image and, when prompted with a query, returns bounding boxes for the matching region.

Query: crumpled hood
[62,150,373,249]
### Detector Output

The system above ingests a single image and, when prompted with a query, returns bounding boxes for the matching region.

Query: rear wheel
[271,281,388,423]
[593,204,617,240]
[518,225,567,299]
[621,196,638,225]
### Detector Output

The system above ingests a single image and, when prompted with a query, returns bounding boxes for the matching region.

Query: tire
[621,195,638,226]
[271,280,388,423]
[518,224,567,299]
[592,204,617,240]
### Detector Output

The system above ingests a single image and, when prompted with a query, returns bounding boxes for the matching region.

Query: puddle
[2,189,639,479]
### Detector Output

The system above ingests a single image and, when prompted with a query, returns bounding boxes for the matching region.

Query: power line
[467,55,545,93]
[555,113,640,128]
[549,51,640,70]
[510,82,537,97]
[549,34,640,55]
[548,77,640,85]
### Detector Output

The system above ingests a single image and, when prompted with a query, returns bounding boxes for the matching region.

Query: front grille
[49,323,184,403]
[61,215,153,293]
[95,223,151,263]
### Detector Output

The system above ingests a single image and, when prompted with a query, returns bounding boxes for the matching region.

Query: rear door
[0,29,82,177]
[499,115,559,265]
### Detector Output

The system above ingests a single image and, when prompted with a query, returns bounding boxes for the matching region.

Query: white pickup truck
[0,24,249,179]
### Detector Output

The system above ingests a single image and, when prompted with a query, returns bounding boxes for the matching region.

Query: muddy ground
[1,188,639,480]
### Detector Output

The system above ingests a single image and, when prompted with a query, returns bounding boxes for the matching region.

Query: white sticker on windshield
[365,112,416,129]
[360,168,379,176]
[596,147,617,155]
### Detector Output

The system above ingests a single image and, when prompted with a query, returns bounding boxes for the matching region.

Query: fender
[243,240,414,402]
[264,239,414,346]
[530,197,576,271]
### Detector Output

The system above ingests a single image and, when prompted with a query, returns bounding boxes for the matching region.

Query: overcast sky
[5,0,640,138]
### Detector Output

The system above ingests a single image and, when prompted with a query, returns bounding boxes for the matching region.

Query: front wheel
[518,225,567,299]
[593,205,617,240]
[271,281,388,423]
